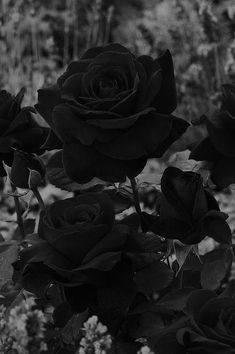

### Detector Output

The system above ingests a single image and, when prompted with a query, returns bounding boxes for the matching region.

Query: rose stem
[11,183,25,239]
[130,177,142,216]
[32,187,46,212]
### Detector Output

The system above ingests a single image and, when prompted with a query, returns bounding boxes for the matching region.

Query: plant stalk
[32,187,46,212]
[11,183,25,238]
[130,177,142,216]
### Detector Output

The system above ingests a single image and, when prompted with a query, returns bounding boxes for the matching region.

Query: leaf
[129,312,164,338]
[173,241,193,275]
[134,260,173,294]
[97,260,136,312]
[0,241,18,288]
[61,311,89,345]
[157,288,195,311]
[110,340,141,354]
[201,248,233,290]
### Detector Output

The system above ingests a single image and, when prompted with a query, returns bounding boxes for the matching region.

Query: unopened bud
[10,150,45,189]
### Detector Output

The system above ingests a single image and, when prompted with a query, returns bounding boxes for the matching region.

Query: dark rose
[10,150,45,189]
[13,192,161,313]
[177,290,235,354]
[0,88,48,176]
[154,290,235,354]
[36,43,189,183]
[144,167,231,244]
[190,84,235,188]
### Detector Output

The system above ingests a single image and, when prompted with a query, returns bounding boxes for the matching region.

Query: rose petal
[87,107,154,130]
[205,190,220,211]
[36,85,61,125]
[221,84,235,117]
[161,167,193,224]
[211,157,235,188]
[0,119,10,135]
[95,111,172,159]
[202,211,231,244]
[192,182,209,222]
[52,104,118,144]
[154,50,177,114]
[57,60,91,86]
[151,116,189,158]
[138,55,161,79]
[198,297,235,327]
[50,224,110,265]
[90,51,136,87]
[61,73,84,100]
[63,140,146,183]
[110,89,137,116]
[205,112,235,157]
[137,56,163,108]
[82,224,129,263]
[18,240,73,271]
[190,137,221,162]
[186,289,216,319]
[85,97,119,111]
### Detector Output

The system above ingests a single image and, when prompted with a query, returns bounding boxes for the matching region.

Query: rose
[177,289,235,353]
[13,192,161,313]
[36,43,189,183]
[144,167,231,244]
[0,89,48,176]
[190,84,235,188]
[154,289,235,354]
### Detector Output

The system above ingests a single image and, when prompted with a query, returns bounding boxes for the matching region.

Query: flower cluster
[0,297,47,354]
[77,315,112,354]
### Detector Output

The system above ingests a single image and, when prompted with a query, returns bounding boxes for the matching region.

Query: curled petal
[63,140,146,183]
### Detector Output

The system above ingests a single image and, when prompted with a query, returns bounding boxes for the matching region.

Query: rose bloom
[13,192,161,313]
[190,84,235,188]
[36,43,189,183]
[178,289,235,354]
[144,167,231,244]
[0,89,48,175]
[154,289,235,354]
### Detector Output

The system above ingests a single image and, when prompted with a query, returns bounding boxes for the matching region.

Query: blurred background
[0,0,235,120]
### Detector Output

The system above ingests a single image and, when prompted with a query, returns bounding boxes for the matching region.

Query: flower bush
[0,42,234,354]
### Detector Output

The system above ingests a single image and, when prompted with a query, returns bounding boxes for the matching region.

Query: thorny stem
[32,187,46,212]
[130,177,142,216]
[11,183,25,239]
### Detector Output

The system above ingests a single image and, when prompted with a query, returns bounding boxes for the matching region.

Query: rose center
[63,204,100,226]
[97,78,118,98]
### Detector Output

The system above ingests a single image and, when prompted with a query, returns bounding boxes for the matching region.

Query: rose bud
[144,167,231,244]
[10,150,45,189]
[190,84,235,189]
[36,43,189,183]
[0,88,48,176]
